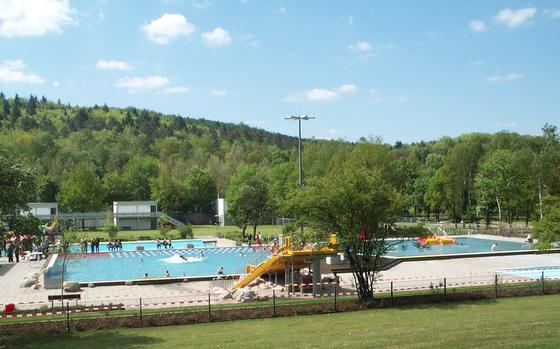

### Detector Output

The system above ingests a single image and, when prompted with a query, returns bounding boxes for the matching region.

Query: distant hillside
[0,93,302,203]
[1,92,558,227]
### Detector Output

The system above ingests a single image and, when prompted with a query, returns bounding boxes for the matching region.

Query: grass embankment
[7,295,560,349]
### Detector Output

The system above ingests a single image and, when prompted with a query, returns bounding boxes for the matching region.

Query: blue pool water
[48,237,533,283]
[69,239,214,253]
[385,237,532,257]
[498,266,560,279]
[46,247,268,283]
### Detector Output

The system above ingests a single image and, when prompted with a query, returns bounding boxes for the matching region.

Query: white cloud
[163,86,190,94]
[210,89,227,96]
[494,8,536,28]
[0,60,44,84]
[285,89,337,102]
[52,80,60,87]
[348,41,372,52]
[141,13,195,44]
[116,76,169,90]
[0,0,75,38]
[469,20,486,32]
[328,128,339,134]
[368,89,408,104]
[544,8,560,19]
[470,60,484,66]
[275,7,286,14]
[285,84,358,102]
[201,27,231,47]
[96,60,131,70]
[486,73,523,83]
[336,84,358,94]
[193,0,210,9]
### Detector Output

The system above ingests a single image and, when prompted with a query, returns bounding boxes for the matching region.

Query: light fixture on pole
[285,115,315,236]
[285,115,315,187]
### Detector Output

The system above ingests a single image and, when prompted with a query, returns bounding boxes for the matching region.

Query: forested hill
[0,93,302,209]
[1,92,559,228]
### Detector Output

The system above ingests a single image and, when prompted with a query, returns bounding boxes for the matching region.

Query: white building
[113,201,158,230]
[27,202,58,219]
[215,198,231,227]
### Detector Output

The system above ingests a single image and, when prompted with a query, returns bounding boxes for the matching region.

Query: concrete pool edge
[330,248,560,274]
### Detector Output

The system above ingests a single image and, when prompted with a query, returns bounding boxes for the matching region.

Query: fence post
[333,284,337,313]
[208,293,211,322]
[494,274,498,299]
[444,278,447,301]
[541,271,545,295]
[66,302,70,333]
[390,281,394,305]
[139,297,143,327]
[272,289,276,317]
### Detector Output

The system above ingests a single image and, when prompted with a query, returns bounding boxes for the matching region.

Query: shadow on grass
[389,297,497,311]
[1,331,164,349]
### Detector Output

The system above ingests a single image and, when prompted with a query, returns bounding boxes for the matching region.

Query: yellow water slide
[232,234,338,290]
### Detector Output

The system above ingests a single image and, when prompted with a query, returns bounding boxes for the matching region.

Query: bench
[48,294,81,301]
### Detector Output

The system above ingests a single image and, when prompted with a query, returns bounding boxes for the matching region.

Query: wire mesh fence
[3,272,560,321]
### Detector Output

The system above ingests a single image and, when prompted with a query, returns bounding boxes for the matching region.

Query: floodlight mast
[285,115,316,235]
[285,115,316,186]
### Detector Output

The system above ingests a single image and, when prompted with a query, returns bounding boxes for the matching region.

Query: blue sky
[0,0,558,143]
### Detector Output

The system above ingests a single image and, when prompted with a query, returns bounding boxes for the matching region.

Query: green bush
[103,224,119,240]
[179,224,194,239]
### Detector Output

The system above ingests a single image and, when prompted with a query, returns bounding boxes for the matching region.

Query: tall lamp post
[285,115,315,233]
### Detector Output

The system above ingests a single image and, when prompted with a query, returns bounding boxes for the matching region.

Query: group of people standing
[2,238,21,263]
[246,232,263,247]
[79,238,101,253]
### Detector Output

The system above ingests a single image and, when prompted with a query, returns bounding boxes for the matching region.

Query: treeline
[0,93,559,229]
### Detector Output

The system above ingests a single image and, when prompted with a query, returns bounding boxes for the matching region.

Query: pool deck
[1,235,560,311]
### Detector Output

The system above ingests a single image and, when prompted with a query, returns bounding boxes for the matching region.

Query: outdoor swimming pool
[498,266,560,279]
[385,236,533,257]
[45,246,268,283]
[69,239,214,253]
[47,236,534,285]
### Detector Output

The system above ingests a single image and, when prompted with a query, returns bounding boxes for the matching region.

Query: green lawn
[64,225,284,243]
[8,295,560,349]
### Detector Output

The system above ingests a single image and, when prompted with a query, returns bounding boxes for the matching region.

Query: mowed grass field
[9,295,560,349]
[67,225,284,242]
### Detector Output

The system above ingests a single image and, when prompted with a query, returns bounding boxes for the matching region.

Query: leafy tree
[11,213,41,235]
[227,165,272,237]
[475,149,522,227]
[122,156,159,200]
[183,166,217,214]
[0,148,36,228]
[289,166,404,301]
[535,124,560,220]
[534,196,560,249]
[36,175,59,202]
[58,163,107,213]
[151,172,185,212]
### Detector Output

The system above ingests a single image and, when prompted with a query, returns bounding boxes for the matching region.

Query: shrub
[179,224,194,239]
[103,224,119,240]
[159,225,170,239]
